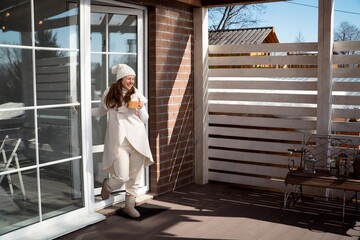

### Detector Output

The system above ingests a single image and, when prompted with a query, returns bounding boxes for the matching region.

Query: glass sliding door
[0,0,83,235]
[90,6,147,199]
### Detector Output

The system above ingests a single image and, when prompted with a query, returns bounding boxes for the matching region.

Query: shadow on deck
[57,181,360,240]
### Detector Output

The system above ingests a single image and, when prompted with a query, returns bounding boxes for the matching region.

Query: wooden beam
[176,0,202,7]
[201,0,284,8]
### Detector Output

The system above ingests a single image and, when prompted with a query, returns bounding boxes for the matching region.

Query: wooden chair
[0,135,26,200]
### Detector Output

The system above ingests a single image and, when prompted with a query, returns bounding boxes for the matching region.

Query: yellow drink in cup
[129,100,138,109]
[129,94,139,109]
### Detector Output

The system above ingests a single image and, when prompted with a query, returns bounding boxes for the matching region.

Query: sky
[257,0,360,43]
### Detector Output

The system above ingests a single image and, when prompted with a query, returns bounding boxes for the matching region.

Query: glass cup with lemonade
[129,94,139,109]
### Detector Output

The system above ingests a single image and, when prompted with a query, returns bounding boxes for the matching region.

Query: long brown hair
[105,79,135,109]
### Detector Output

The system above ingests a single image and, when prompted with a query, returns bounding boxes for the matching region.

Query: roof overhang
[175,0,285,8]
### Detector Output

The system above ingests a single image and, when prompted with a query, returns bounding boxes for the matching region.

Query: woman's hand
[137,97,144,109]
[129,97,144,110]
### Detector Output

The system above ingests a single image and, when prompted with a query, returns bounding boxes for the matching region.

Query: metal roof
[208,27,279,45]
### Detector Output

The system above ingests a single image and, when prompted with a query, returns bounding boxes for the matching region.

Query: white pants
[107,138,145,197]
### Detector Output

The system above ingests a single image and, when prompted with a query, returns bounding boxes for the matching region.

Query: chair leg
[1,155,14,196]
[0,151,7,183]
[15,155,26,200]
[6,174,14,196]
[1,141,26,200]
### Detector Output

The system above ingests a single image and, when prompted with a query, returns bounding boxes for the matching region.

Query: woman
[92,64,153,218]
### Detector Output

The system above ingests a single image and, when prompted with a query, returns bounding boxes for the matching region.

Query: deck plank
[57,181,360,240]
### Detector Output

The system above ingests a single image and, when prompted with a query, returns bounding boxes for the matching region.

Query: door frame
[86,1,148,211]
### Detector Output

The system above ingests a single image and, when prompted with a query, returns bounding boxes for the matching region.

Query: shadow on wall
[149,4,194,194]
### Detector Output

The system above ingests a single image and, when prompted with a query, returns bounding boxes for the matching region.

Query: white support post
[194,8,209,184]
[316,0,334,198]
[317,0,334,135]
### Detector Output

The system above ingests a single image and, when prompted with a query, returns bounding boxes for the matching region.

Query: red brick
[147,2,194,196]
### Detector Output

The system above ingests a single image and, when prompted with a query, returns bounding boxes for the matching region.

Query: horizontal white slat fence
[207,42,360,193]
[332,41,360,139]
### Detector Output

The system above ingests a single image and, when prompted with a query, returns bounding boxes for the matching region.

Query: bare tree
[334,21,360,56]
[0,30,63,104]
[0,48,22,103]
[334,21,360,42]
[295,31,305,42]
[208,4,267,31]
[35,30,64,58]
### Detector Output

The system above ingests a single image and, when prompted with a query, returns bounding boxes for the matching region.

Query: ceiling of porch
[176,0,284,7]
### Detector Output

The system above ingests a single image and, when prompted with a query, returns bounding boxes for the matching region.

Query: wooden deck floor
[57,181,360,240]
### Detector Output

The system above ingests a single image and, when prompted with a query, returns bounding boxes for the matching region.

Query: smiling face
[120,75,135,90]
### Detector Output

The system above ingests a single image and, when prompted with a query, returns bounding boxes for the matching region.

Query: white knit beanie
[111,64,136,80]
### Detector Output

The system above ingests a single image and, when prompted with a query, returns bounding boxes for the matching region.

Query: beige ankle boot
[123,194,140,218]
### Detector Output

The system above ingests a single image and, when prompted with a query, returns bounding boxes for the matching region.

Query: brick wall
[147,3,195,195]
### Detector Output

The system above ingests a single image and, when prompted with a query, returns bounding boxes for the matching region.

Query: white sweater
[92,88,154,170]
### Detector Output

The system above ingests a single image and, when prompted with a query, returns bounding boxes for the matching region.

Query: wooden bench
[284,169,360,223]
[282,134,360,223]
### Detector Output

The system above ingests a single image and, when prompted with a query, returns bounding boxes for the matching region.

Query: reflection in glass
[40,159,83,220]
[91,13,106,52]
[93,152,107,188]
[0,47,34,106]
[37,107,81,163]
[36,50,80,106]
[0,169,39,235]
[109,14,137,53]
[0,110,36,169]
[91,102,106,146]
[91,53,106,101]
[34,0,79,49]
[91,12,137,53]
[0,0,32,46]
